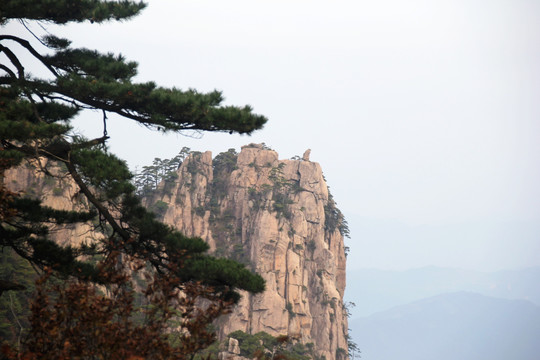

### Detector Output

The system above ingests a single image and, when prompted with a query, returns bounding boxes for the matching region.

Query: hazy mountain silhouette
[346,266,540,317]
[350,291,540,360]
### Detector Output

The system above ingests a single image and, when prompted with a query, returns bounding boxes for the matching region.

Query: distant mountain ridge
[350,291,540,360]
[346,266,540,318]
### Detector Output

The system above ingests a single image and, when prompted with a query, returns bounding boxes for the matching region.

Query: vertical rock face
[5,145,350,359]
[147,144,349,359]
[4,160,101,247]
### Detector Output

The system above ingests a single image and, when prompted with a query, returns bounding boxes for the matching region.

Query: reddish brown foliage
[0,157,18,223]
[1,252,233,359]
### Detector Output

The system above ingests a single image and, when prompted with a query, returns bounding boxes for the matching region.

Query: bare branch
[64,158,131,242]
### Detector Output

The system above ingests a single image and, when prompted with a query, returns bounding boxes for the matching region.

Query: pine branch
[0,280,26,296]
[0,64,17,78]
[64,158,130,242]
[0,35,59,77]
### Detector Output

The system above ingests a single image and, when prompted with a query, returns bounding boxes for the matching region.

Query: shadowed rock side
[4,159,102,248]
[145,144,349,360]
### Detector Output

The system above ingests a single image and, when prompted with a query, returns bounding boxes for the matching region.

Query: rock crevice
[148,145,349,359]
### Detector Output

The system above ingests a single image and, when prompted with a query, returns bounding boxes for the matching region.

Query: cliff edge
[146,144,349,359]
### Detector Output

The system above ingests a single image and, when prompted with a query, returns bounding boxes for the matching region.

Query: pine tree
[133,147,191,197]
[0,248,35,345]
[0,0,266,354]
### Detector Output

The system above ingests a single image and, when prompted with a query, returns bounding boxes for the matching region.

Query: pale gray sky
[6,0,540,271]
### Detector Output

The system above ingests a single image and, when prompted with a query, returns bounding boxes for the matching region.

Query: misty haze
[1,0,539,359]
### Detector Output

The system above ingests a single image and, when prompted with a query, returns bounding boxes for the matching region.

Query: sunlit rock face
[4,159,102,248]
[5,145,350,359]
[147,144,349,360]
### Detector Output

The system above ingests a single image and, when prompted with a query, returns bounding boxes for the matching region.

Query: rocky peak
[148,144,349,360]
[6,146,350,360]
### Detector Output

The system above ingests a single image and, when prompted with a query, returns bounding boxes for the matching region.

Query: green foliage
[248,185,270,211]
[42,176,56,187]
[0,1,267,355]
[307,240,316,254]
[290,180,307,194]
[343,301,355,318]
[186,148,255,269]
[230,243,248,264]
[246,163,300,220]
[266,163,308,220]
[210,148,238,210]
[324,191,350,238]
[329,298,337,310]
[342,305,358,355]
[268,163,287,189]
[0,248,36,345]
[346,333,359,358]
[286,301,296,317]
[150,200,168,217]
[134,147,191,197]
[273,192,294,219]
[244,142,273,150]
[194,206,206,217]
[184,151,204,180]
[230,330,272,357]
[1,195,100,281]
[336,347,347,360]
[0,0,146,24]
[193,339,220,360]
[1,255,236,360]
[180,256,265,302]
[213,148,238,175]
[229,330,311,360]
[1,0,266,281]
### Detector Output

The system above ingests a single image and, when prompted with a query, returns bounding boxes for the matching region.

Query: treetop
[0,0,147,25]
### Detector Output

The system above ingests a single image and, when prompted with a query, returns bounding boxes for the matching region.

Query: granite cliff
[4,145,350,359]
[145,144,349,360]
[4,159,102,248]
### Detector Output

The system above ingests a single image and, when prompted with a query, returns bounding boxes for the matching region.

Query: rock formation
[302,149,311,161]
[146,144,349,359]
[4,144,350,359]
[4,159,102,248]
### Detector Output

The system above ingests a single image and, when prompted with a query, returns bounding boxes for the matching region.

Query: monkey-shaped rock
[302,149,311,161]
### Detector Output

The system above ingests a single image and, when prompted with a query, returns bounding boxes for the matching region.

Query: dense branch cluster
[133,147,192,197]
[0,1,267,357]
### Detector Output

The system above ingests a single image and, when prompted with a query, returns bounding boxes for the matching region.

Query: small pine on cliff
[138,144,351,360]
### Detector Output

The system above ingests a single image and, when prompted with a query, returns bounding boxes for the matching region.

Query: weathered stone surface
[228,337,240,354]
[4,159,102,247]
[219,337,250,360]
[302,149,311,161]
[150,145,349,360]
[6,145,350,360]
